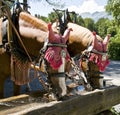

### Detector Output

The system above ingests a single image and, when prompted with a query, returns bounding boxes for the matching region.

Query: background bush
[108,38,120,60]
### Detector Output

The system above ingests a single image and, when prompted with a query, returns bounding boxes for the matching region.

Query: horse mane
[19,12,48,32]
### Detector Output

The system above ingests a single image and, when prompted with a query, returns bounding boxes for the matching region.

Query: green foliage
[77,16,85,26]
[95,18,111,38]
[48,11,85,26]
[84,18,95,31]
[108,39,120,60]
[34,14,50,23]
[106,0,120,26]
[106,0,120,60]
[48,11,58,23]
[40,16,50,23]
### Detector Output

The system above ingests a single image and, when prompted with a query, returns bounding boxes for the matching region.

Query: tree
[84,18,95,31]
[48,11,58,23]
[95,18,111,38]
[74,15,85,27]
[106,0,120,25]
[106,20,117,37]
[39,16,50,23]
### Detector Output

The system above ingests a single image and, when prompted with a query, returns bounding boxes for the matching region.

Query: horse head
[89,32,110,72]
[43,23,73,99]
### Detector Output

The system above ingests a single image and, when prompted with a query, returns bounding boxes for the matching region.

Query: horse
[52,20,110,89]
[0,12,43,98]
[0,6,74,100]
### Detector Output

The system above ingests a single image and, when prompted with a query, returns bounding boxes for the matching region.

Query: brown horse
[0,10,73,99]
[52,21,110,88]
[0,12,46,98]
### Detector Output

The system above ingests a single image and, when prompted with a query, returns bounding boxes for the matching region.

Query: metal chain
[68,58,88,84]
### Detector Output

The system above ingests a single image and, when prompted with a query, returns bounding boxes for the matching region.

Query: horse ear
[103,34,111,51]
[48,23,52,31]
[103,34,111,45]
[62,28,73,43]
[92,31,97,48]
[93,31,96,36]
[48,23,55,42]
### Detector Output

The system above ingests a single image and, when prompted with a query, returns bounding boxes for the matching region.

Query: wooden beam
[0,94,29,103]
[0,86,120,115]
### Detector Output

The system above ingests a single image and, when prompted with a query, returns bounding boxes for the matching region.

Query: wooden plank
[0,86,120,115]
[0,94,29,103]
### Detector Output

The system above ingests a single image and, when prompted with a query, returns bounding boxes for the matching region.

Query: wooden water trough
[0,84,120,115]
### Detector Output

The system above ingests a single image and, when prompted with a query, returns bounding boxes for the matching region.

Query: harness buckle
[102,54,107,61]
